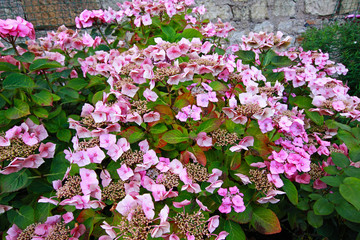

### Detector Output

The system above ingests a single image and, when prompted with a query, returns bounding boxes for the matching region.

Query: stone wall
[99,0,359,45]
[1,0,359,44]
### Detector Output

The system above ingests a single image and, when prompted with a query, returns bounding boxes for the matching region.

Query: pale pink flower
[196,132,212,147]
[173,199,191,208]
[117,164,134,181]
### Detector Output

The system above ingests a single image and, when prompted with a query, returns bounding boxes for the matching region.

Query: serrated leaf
[235,50,255,63]
[14,52,35,63]
[47,153,69,182]
[33,108,49,118]
[331,152,350,168]
[0,169,30,193]
[209,81,228,91]
[292,96,313,109]
[307,210,323,228]
[3,73,35,89]
[305,110,324,126]
[5,99,30,119]
[13,206,34,229]
[224,220,246,240]
[344,167,360,178]
[197,118,222,133]
[271,56,293,67]
[180,28,203,40]
[314,198,334,215]
[162,129,188,144]
[31,90,53,106]
[227,205,253,224]
[66,78,88,90]
[0,62,20,72]
[335,200,360,223]
[250,207,281,234]
[56,129,72,142]
[320,176,342,187]
[150,123,168,134]
[282,178,298,205]
[340,177,360,211]
[29,59,63,71]
[120,126,145,144]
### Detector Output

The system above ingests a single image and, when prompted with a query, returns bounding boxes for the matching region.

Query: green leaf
[0,62,20,72]
[120,126,145,144]
[31,90,53,106]
[349,146,360,162]
[209,81,228,91]
[227,205,253,224]
[331,152,350,168]
[197,119,222,133]
[47,153,69,182]
[180,28,203,40]
[250,207,281,234]
[345,167,360,178]
[56,129,72,142]
[270,56,293,67]
[325,119,352,132]
[337,129,357,149]
[305,110,324,126]
[224,220,246,240]
[340,177,360,211]
[235,50,255,63]
[292,96,313,109]
[14,52,35,63]
[282,178,298,205]
[33,108,49,118]
[29,59,63,71]
[313,198,334,215]
[324,165,340,175]
[335,200,360,223]
[12,206,34,229]
[150,123,168,134]
[66,78,89,91]
[3,73,35,89]
[35,203,55,222]
[0,169,30,193]
[162,129,188,144]
[307,210,323,228]
[320,176,342,187]
[5,99,30,119]
[161,25,176,41]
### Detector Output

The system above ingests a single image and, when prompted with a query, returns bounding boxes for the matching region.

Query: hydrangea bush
[1,1,360,239]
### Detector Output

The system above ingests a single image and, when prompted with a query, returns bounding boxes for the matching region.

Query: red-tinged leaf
[189,145,207,166]
[155,138,168,149]
[202,102,216,116]
[175,92,195,105]
[180,151,191,164]
[77,209,95,223]
[228,152,242,170]
[250,207,281,235]
[154,105,174,119]
[120,126,145,143]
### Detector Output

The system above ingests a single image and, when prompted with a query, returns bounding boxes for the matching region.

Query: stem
[9,38,28,75]
[96,22,111,48]
[41,70,54,93]
[0,92,11,105]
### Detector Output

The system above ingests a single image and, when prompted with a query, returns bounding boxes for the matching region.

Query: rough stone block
[305,0,337,16]
[340,0,359,14]
[232,5,250,21]
[273,0,296,17]
[254,20,274,33]
[250,0,268,21]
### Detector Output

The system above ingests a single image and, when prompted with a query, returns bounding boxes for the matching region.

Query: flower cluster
[0,16,35,40]
[0,119,55,174]
[6,214,84,240]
